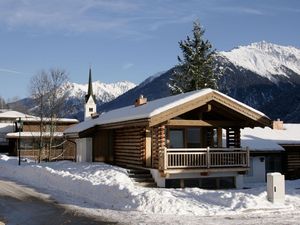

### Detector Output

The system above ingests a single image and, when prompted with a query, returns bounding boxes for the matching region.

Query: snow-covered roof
[0,110,77,124]
[21,117,78,123]
[6,132,64,138]
[241,124,300,151]
[65,88,269,135]
[0,110,35,119]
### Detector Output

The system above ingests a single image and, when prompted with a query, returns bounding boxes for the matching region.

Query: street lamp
[16,117,23,166]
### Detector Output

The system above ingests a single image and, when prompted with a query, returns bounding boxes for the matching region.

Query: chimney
[91,112,99,119]
[272,119,284,130]
[135,95,147,107]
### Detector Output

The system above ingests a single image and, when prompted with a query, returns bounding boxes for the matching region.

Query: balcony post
[207,147,210,168]
[164,147,167,170]
[246,147,250,167]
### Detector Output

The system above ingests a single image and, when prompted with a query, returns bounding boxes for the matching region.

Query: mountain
[219,41,300,83]
[97,70,173,112]
[9,80,136,120]
[99,41,300,122]
[216,41,300,122]
[65,80,136,120]
[9,41,300,122]
[69,80,136,103]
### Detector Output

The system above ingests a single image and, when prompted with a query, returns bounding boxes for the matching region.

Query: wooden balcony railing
[162,147,249,170]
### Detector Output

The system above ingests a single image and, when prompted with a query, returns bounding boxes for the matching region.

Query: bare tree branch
[29,68,70,162]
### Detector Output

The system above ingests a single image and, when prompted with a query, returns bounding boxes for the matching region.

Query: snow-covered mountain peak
[220,41,300,81]
[69,80,136,103]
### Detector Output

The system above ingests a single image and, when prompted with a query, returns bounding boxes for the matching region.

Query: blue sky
[1,0,300,100]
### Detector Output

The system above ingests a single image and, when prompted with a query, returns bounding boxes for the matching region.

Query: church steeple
[85,68,96,103]
[84,68,97,120]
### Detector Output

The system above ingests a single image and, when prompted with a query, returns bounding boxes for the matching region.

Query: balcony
[159,147,249,173]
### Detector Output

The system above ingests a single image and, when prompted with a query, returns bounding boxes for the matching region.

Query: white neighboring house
[241,120,300,183]
[84,68,97,121]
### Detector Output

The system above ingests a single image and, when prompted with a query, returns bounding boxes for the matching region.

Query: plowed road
[0,179,117,225]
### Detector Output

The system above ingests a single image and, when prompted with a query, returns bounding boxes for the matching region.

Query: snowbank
[0,154,299,216]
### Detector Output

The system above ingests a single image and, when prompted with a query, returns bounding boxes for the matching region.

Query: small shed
[241,122,300,181]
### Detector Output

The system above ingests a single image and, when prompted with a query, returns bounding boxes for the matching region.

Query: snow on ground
[1,155,300,224]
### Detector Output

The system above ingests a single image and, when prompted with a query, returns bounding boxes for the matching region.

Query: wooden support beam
[98,119,149,129]
[217,128,222,148]
[166,119,244,127]
[145,128,152,167]
[206,104,212,112]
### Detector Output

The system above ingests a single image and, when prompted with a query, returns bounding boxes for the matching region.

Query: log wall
[151,125,165,169]
[93,130,113,162]
[283,145,300,179]
[113,127,146,167]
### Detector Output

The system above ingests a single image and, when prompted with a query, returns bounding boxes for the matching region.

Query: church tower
[84,68,97,120]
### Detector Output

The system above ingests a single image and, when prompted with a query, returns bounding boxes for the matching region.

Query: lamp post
[16,117,23,166]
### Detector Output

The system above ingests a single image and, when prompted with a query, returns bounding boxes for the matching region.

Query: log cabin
[64,88,272,188]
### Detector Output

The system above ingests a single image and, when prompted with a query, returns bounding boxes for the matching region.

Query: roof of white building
[21,117,78,123]
[6,132,64,138]
[0,111,36,119]
[65,88,269,134]
[0,110,78,123]
[241,124,300,151]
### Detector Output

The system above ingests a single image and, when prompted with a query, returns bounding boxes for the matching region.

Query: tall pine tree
[170,21,218,94]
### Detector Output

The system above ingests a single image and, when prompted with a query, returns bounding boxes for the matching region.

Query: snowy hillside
[220,41,300,82]
[69,80,136,103]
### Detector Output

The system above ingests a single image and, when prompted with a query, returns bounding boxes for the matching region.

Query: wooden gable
[149,91,271,128]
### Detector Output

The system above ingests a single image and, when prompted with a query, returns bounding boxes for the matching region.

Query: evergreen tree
[170,21,218,94]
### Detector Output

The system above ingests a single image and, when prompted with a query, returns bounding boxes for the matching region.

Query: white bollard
[267,172,285,203]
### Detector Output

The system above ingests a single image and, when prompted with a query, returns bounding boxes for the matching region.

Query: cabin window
[169,129,184,148]
[168,127,222,148]
[213,129,218,147]
[169,128,202,148]
[45,124,56,133]
[207,128,218,147]
[20,139,40,149]
[89,108,93,112]
[187,128,201,148]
